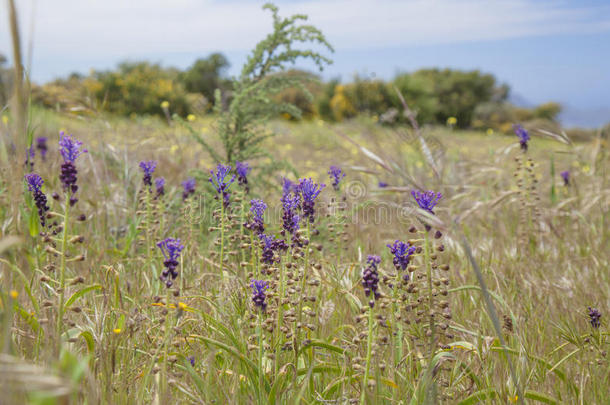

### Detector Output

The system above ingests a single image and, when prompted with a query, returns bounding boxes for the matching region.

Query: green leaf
[64,284,103,308]
[457,388,497,405]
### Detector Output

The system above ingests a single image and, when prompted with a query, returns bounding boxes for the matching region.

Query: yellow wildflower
[486,128,494,135]
[10,290,18,299]
[160,101,170,109]
[113,328,121,334]
[447,116,457,125]
[187,114,196,122]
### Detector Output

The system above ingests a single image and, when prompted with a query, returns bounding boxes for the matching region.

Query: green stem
[424,230,435,361]
[274,261,286,378]
[360,305,375,405]
[162,287,171,399]
[219,202,225,281]
[294,223,311,365]
[257,312,264,404]
[56,198,70,355]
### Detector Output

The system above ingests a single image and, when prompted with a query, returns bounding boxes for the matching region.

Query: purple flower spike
[36,137,48,160]
[155,177,165,197]
[245,199,266,234]
[250,279,269,312]
[387,240,416,278]
[182,177,196,200]
[588,307,601,328]
[209,164,235,208]
[282,177,296,196]
[58,132,86,206]
[297,178,325,223]
[378,181,388,188]
[139,160,157,188]
[281,193,300,236]
[411,190,442,214]
[560,170,570,186]
[362,255,381,308]
[59,132,87,163]
[25,173,49,228]
[157,238,184,288]
[235,161,251,193]
[513,124,530,152]
[259,233,288,264]
[328,165,346,191]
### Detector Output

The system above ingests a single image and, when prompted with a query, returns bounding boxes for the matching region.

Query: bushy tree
[191,3,333,163]
[179,53,230,109]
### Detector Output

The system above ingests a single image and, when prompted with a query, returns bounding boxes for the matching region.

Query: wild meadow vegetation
[1,3,609,405]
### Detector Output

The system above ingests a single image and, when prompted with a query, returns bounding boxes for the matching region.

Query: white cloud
[1,0,609,77]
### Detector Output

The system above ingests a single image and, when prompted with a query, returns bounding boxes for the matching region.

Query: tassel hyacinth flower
[157,238,185,288]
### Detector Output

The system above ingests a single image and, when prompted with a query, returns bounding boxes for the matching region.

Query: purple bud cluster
[36,137,48,160]
[259,233,288,265]
[235,161,251,193]
[155,177,165,198]
[182,177,196,200]
[24,173,49,228]
[139,160,157,188]
[362,255,381,308]
[209,164,235,208]
[245,199,266,235]
[297,178,325,223]
[327,165,346,191]
[157,238,184,288]
[561,170,570,187]
[250,279,269,312]
[411,190,442,214]
[588,307,601,329]
[387,240,416,281]
[58,133,87,206]
[514,124,530,152]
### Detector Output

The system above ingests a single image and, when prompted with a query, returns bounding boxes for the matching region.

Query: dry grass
[0,107,608,404]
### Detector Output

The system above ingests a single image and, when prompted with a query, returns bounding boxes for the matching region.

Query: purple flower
[588,307,601,329]
[378,181,388,188]
[59,132,87,163]
[188,356,196,367]
[58,133,86,206]
[157,238,185,288]
[561,170,570,186]
[387,240,416,279]
[139,160,157,188]
[235,161,251,193]
[259,233,288,264]
[411,190,442,214]
[297,178,325,223]
[24,173,49,228]
[182,177,196,200]
[282,177,296,196]
[281,192,300,236]
[155,177,165,197]
[36,137,48,160]
[209,164,235,208]
[328,165,346,191]
[250,279,269,311]
[25,145,35,169]
[362,255,381,308]
[245,199,266,234]
[514,124,530,152]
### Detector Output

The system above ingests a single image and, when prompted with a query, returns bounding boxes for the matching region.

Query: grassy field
[0,107,608,404]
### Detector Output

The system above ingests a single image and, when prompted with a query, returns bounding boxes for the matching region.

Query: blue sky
[1,0,609,126]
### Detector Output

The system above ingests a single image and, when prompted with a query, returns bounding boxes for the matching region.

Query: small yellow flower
[170,145,179,154]
[10,290,18,299]
[187,114,196,122]
[160,101,170,109]
[447,116,457,125]
[486,128,494,135]
[509,395,518,403]
[113,328,121,334]
[178,302,188,310]
[1,115,8,125]
[582,164,590,173]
